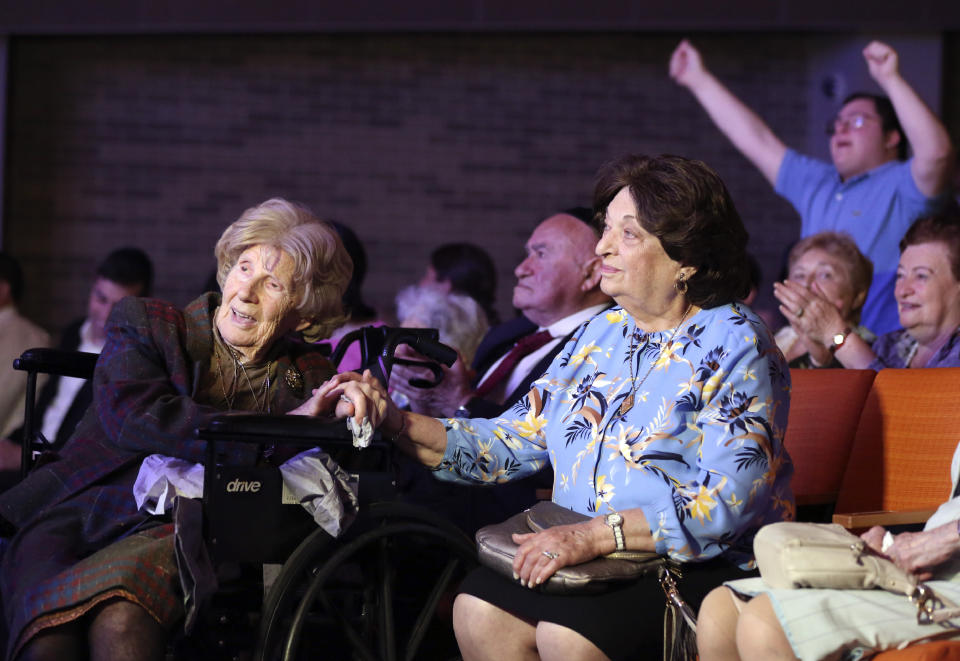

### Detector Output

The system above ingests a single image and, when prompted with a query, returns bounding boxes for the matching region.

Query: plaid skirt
[5,522,182,659]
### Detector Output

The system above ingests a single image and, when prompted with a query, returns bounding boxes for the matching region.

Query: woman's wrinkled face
[895,241,960,343]
[595,187,686,320]
[215,245,307,363]
[787,247,862,322]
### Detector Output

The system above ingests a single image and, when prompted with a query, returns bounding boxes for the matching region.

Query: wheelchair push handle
[329,325,458,388]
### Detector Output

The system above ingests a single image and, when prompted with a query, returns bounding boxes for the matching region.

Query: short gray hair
[215,198,352,342]
[395,285,490,364]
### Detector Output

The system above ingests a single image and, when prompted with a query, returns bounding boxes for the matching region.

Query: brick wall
[0,32,895,333]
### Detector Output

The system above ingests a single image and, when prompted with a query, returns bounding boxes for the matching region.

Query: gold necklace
[216,351,273,413]
[618,304,692,417]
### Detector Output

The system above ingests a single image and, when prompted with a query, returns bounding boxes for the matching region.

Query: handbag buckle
[911,584,937,624]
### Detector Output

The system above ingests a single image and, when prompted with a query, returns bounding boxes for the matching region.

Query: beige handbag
[754,521,960,624]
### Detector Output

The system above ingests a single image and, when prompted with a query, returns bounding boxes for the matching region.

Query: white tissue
[348,416,374,449]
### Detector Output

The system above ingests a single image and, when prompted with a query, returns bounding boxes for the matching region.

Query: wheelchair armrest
[13,347,99,379]
[196,413,384,449]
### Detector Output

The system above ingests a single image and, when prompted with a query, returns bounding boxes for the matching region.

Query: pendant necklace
[216,349,273,413]
[618,304,692,417]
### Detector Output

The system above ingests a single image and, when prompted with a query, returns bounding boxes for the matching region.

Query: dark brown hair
[593,154,751,308]
[899,206,960,281]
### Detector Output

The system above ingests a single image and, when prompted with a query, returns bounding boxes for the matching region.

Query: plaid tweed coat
[0,292,335,657]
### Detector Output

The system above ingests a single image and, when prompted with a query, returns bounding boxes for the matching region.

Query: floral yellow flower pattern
[435,303,794,566]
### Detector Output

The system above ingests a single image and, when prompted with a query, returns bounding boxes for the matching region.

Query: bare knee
[88,600,166,661]
[697,587,742,661]
[536,621,610,661]
[453,594,537,661]
[735,594,797,661]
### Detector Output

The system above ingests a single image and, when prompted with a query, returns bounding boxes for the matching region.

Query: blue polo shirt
[775,149,942,335]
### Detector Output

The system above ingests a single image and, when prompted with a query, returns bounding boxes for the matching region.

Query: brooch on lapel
[284,367,304,396]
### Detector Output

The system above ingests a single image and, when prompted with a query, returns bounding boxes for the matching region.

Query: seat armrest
[832,509,936,530]
[13,348,99,379]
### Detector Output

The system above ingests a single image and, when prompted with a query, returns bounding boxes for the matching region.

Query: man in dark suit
[393,209,610,418]
[389,210,610,532]
[6,247,153,455]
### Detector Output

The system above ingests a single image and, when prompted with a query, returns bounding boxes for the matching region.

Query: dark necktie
[473,329,554,400]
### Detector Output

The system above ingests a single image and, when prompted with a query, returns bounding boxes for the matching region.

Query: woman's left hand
[884,521,960,580]
[510,519,605,588]
[288,370,391,428]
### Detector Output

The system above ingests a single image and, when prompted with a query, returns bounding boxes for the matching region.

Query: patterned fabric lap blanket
[13,523,182,656]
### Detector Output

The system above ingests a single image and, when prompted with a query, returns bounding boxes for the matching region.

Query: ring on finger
[340,394,352,403]
[541,550,559,560]
[796,307,805,318]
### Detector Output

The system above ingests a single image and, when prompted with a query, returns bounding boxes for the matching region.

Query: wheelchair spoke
[376,534,397,661]
[404,555,463,661]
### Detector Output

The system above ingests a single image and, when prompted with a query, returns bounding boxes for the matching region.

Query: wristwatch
[829,327,853,354]
[605,512,626,552]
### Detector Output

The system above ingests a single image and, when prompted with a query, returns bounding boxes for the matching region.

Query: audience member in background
[422,242,500,325]
[671,39,955,335]
[395,284,489,367]
[321,221,385,372]
[0,253,50,442]
[389,209,610,534]
[773,232,874,368]
[14,248,152,451]
[786,210,960,369]
[392,210,611,420]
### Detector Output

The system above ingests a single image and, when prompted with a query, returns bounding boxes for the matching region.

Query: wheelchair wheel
[256,501,477,661]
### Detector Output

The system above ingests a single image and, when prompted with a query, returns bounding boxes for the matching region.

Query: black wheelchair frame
[12,327,477,661]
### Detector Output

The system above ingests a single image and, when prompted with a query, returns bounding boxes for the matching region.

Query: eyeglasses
[826,112,880,136]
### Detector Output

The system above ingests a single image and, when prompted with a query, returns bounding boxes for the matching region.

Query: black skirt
[458,559,757,661]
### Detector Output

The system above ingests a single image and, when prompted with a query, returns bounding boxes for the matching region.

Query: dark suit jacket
[9,318,92,451]
[464,315,576,418]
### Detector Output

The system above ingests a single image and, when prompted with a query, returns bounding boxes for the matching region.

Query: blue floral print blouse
[434,303,795,566]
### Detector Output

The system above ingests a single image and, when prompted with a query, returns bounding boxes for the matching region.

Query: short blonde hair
[215,198,352,342]
[788,231,873,322]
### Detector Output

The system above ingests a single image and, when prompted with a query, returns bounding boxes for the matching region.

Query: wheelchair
[12,326,478,661]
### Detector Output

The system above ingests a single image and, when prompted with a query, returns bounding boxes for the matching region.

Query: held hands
[287,370,391,429]
[510,518,606,588]
[863,41,900,87]
[669,39,708,88]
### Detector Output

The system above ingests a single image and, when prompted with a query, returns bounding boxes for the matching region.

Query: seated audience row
[776,209,960,370]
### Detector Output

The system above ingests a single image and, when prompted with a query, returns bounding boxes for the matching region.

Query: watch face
[606,512,623,526]
[833,333,845,345]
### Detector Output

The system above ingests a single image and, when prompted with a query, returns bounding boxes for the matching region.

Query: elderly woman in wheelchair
[0,198,380,661]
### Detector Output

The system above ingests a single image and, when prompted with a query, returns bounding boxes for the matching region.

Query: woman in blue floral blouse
[334,154,794,660]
